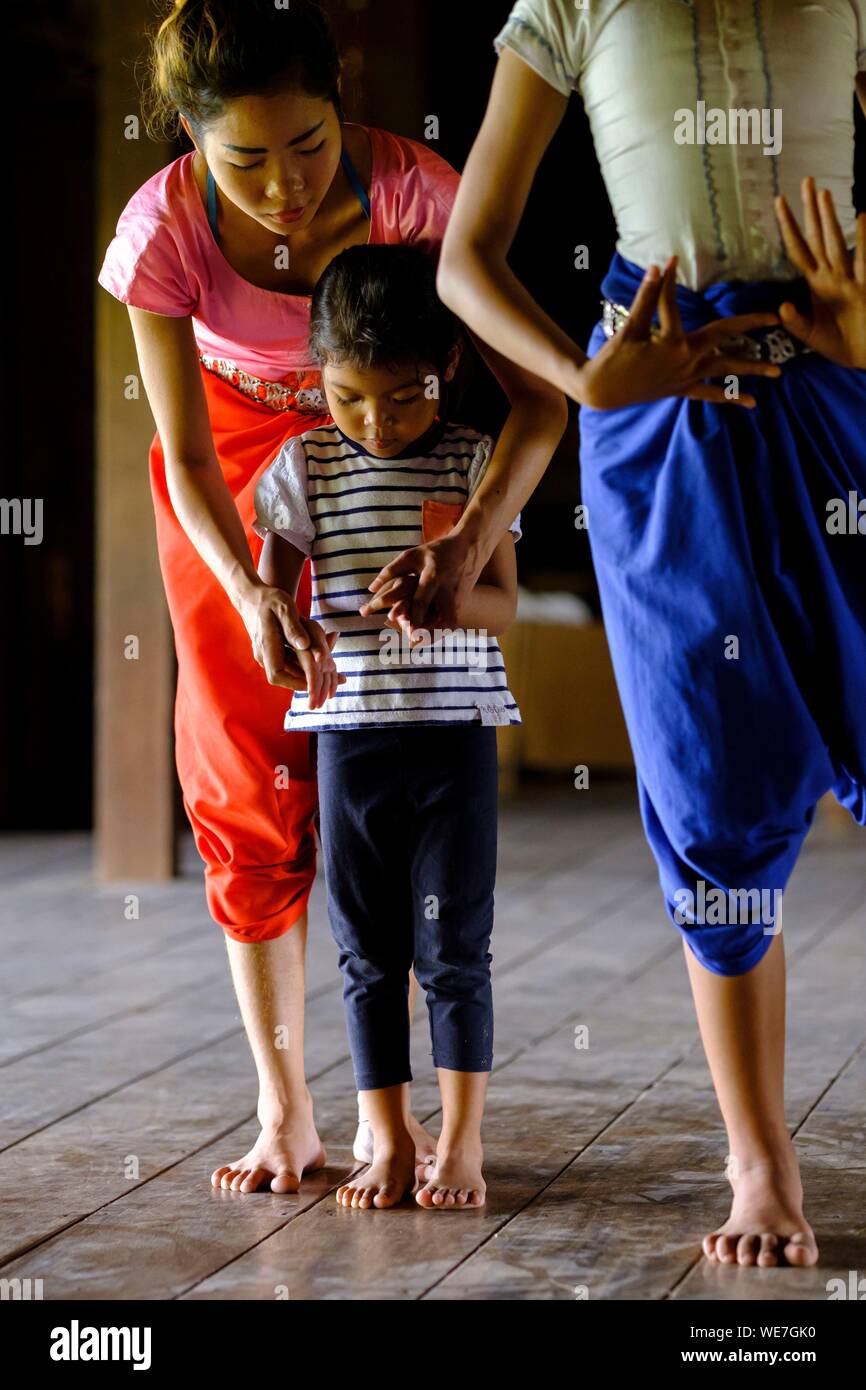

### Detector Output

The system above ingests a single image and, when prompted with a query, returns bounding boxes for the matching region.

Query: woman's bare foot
[415,1143,486,1209]
[703,1149,818,1267]
[336,1138,417,1209]
[352,1112,438,1167]
[211,1096,326,1194]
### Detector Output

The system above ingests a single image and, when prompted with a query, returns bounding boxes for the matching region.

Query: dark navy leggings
[315,725,498,1091]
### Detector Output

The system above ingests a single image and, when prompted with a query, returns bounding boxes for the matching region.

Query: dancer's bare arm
[127,307,336,687]
[437,47,784,411]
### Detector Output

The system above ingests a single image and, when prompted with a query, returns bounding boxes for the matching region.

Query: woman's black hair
[309,244,466,407]
[143,0,344,142]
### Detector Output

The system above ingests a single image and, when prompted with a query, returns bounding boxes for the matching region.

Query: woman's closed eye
[230,141,326,171]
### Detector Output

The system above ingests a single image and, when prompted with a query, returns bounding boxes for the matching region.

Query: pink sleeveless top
[97,124,460,384]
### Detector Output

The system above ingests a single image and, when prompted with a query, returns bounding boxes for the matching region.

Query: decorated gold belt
[600,298,811,364]
[199,353,328,413]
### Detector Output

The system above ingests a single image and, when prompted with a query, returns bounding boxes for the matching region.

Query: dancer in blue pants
[581,250,866,978]
[369,0,866,1267]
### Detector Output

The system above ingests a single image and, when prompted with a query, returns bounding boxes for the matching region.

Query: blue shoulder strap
[206,166,220,243]
[341,147,372,222]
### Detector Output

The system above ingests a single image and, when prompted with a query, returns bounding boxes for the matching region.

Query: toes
[220,1168,240,1191]
[211,1166,234,1188]
[715,1235,738,1264]
[415,1183,435,1208]
[702,1232,721,1260]
[454,1189,469,1207]
[467,1188,485,1207]
[230,1169,250,1192]
[758,1232,780,1267]
[373,1184,399,1209]
[269,1169,301,1194]
[736,1233,760,1266]
[240,1167,268,1193]
[784,1232,818,1267]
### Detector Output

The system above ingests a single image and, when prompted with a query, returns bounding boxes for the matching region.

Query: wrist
[450,515,486,582]
[561,355,590,405]
[229,568,264,615]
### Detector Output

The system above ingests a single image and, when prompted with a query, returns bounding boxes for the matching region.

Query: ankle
[257,1085,314,1131]
[368,1126,415,1158]
[436,1133,483,1164]
[726,1137,799,1183]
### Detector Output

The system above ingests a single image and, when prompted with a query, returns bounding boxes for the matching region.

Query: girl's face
[182,89,342,236]
[321,351,459,458]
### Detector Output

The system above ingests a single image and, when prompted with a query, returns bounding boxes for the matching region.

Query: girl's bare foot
[703,1148,818,1267]
[336,1138,417,1209]
[211,1096,326,1194]
[352,1112,438,1167]
[415,1143,486,1209]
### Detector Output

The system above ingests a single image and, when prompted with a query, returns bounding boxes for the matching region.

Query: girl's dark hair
[142,0,344,142]
[309,245,465,402]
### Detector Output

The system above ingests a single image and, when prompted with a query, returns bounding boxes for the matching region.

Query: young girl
[374,1,866,1263]
[254,244,523,1209]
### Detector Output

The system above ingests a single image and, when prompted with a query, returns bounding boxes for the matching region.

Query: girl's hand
[241,583,344,706]
[774,177,866,370]
[361,573,433,646]
[363,531,476,634]
[576,256,784,410]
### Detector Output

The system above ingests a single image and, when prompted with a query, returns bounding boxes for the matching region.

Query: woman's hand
[240,582,344,707]
[575,257,784,410]
[774,177,866,370]
[362,531,476,634]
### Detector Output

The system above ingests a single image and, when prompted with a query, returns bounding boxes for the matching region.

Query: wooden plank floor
[0,782,863,1301]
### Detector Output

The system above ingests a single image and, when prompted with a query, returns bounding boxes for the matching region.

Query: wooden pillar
[94,0,176,879]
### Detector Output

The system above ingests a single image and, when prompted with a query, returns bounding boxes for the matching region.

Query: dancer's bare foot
[353,1112,438,1167]
[415,1143,486,1210]
[336,1138,417,1209]
[703,1149,818,1267]
[211,1097,326,1194]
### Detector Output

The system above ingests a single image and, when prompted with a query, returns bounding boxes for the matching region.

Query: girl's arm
[452,531,518,639]
[258,529,306,599]
[127,307,335,689]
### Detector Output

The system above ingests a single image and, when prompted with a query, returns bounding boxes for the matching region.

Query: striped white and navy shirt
[253,419,522,731]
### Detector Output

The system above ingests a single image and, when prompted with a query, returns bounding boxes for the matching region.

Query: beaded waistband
[199,353,327,413]
[600,298,811,364]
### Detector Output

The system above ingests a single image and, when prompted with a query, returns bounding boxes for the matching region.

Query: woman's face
[182,89,342,235]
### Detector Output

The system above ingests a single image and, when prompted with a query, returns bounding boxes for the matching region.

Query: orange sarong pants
[148,365,330,943]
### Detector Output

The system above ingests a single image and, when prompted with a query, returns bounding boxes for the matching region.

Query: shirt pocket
[421,498,465,543]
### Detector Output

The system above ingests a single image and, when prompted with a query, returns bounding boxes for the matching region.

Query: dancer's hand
[575,256,784,410]
[774,177,866,369]
[362,531,476,633]
[244,586,344,706]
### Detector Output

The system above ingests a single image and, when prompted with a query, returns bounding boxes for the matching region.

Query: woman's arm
[257,531,343,707]
[127,307,335,688]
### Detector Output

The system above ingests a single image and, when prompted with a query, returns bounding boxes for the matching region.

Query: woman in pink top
[98,0,569,1195]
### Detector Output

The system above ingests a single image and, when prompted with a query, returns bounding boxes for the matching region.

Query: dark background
[2,0,863,829]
